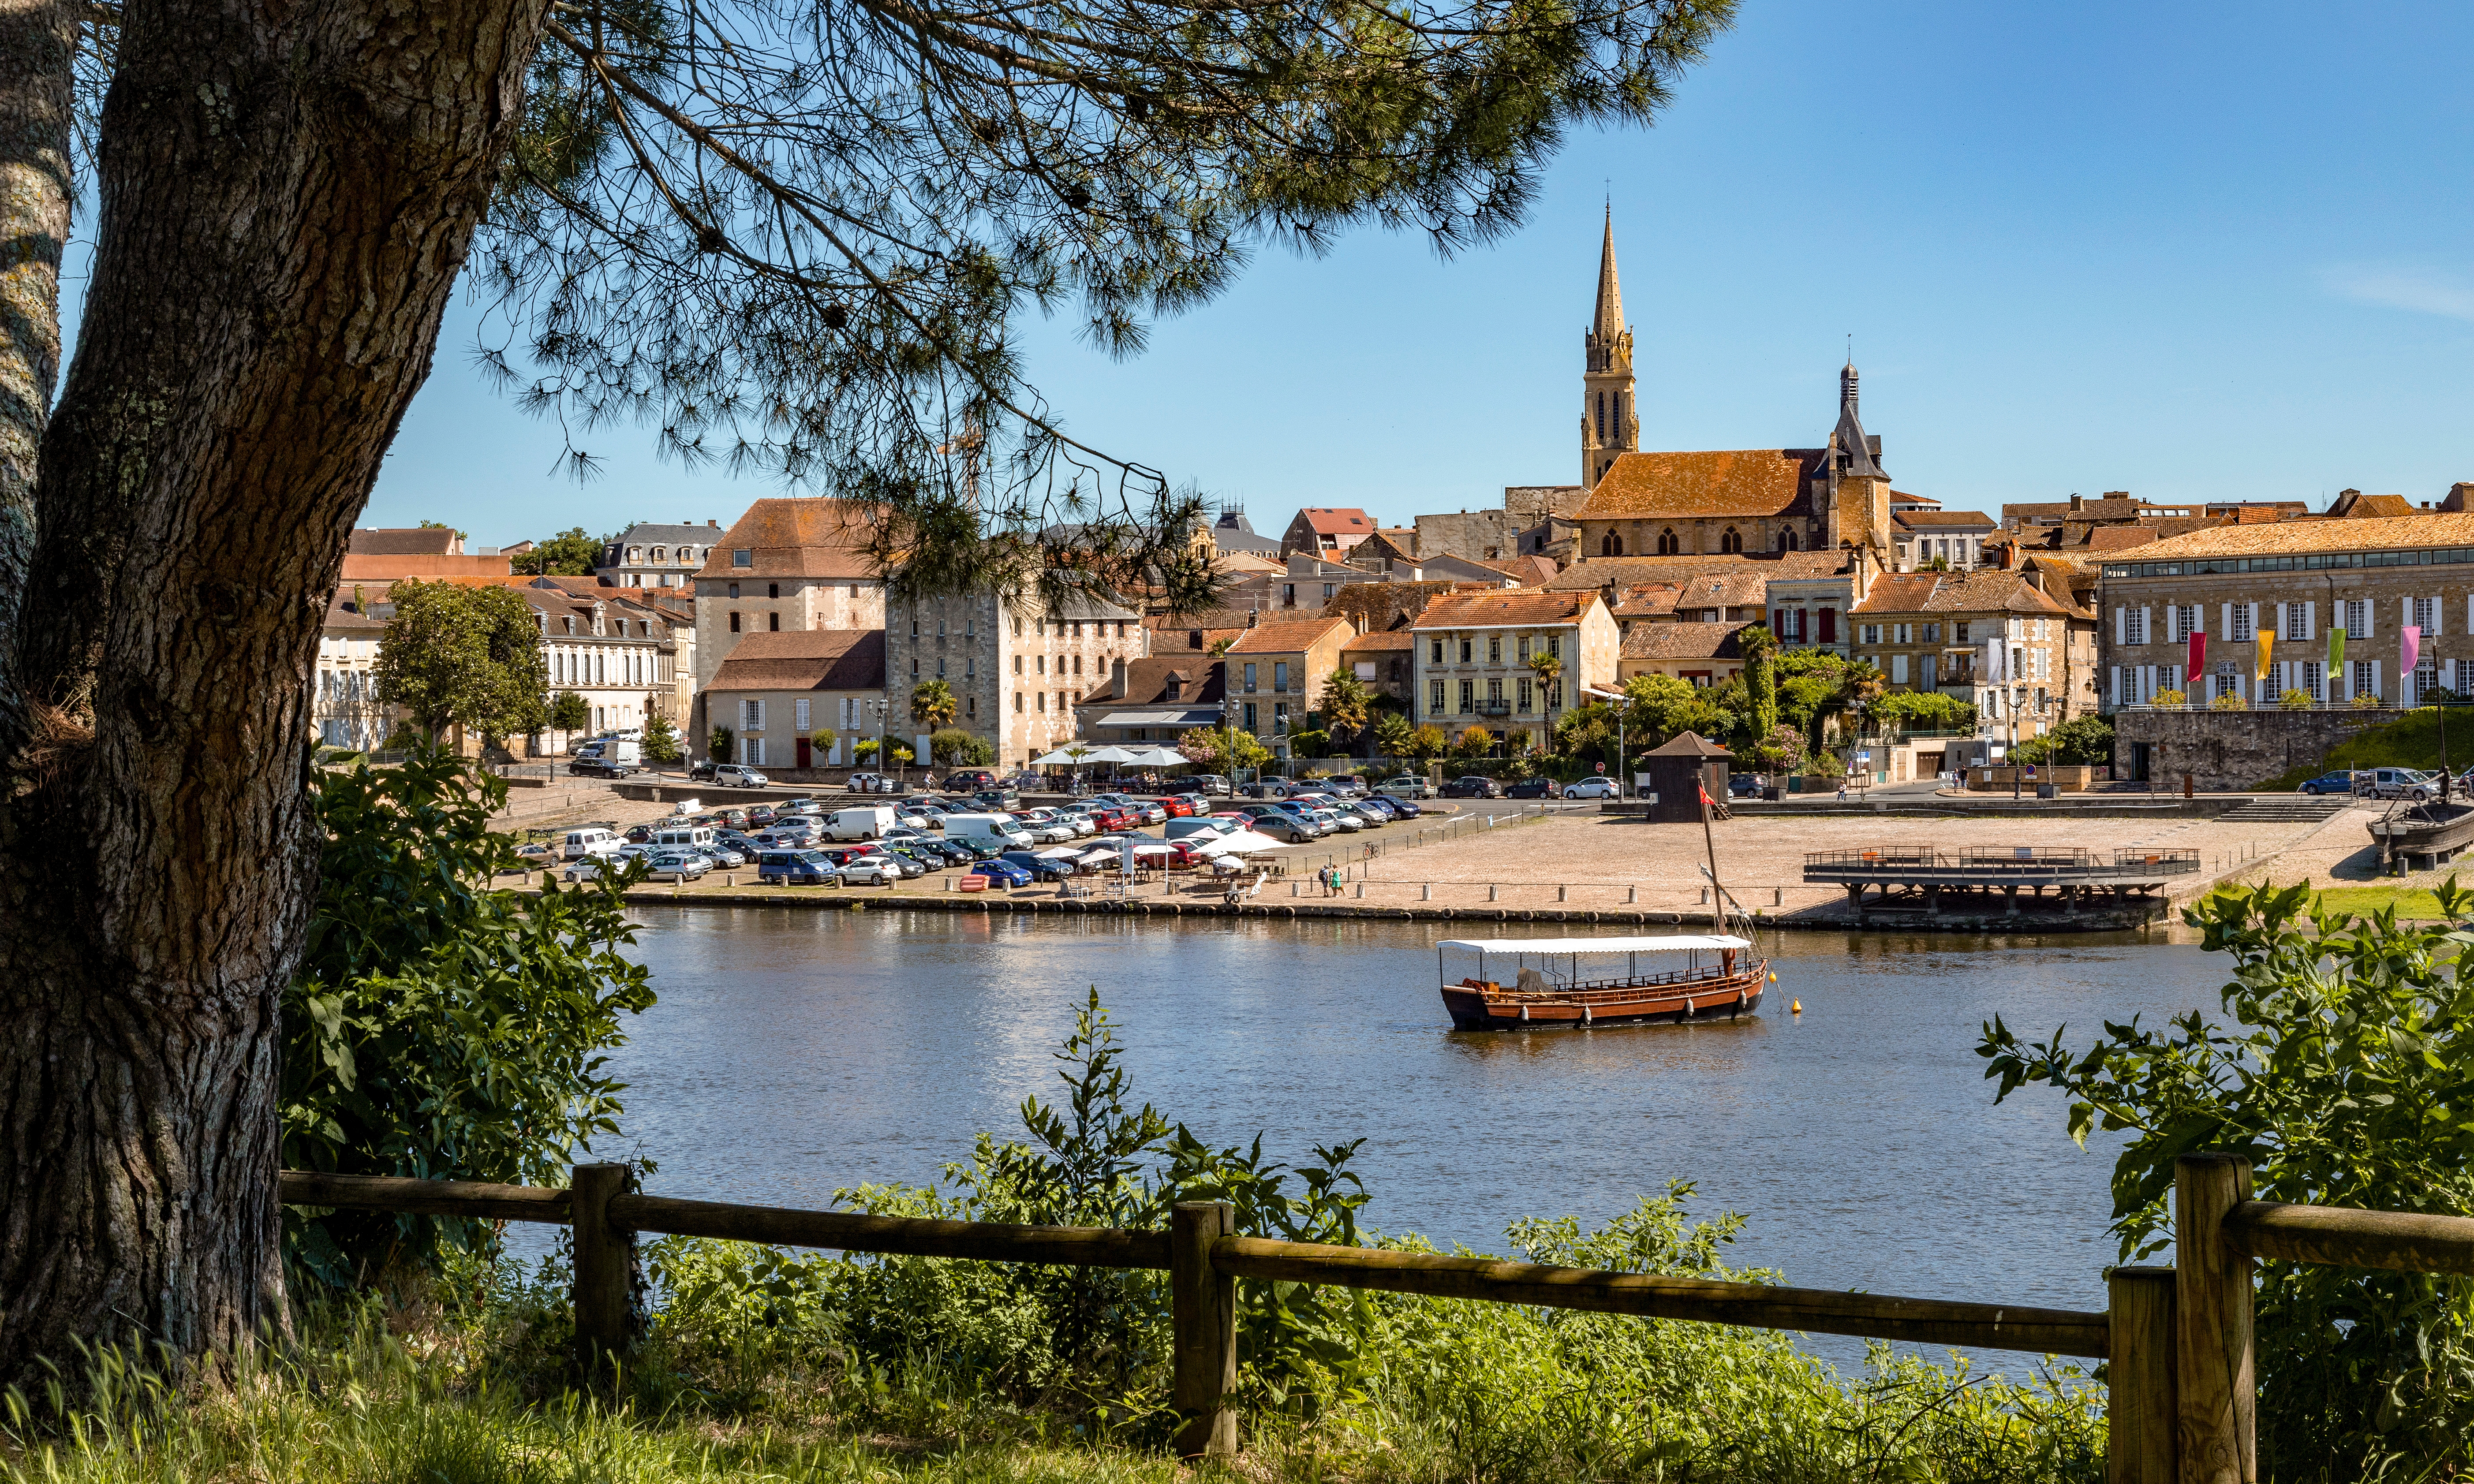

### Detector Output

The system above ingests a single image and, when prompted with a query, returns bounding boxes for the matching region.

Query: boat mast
[1697,770,1723,935]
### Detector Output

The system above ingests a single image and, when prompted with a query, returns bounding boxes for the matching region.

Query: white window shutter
[2109,667,2121,705]
[2361,602,2374,639]
[2115,606,2126,644]
[2305,602,2316,640]
[2373,661,2383,699]
[795,698,811,731]
[2220,603,2232,641]
[2435,595,2444,638]
[2139,607,2152,644]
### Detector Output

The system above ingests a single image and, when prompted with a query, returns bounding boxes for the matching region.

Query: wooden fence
[280,1153,2474,1481]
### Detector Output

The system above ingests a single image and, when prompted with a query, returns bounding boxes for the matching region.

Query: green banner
[2328,627,2346,675]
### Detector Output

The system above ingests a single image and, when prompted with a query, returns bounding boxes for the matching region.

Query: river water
[597,907,2226,1356]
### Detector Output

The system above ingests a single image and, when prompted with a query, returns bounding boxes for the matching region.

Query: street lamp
[2010,683,2029,801]
[865,696,891,787]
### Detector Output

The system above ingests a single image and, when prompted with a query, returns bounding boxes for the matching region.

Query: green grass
[2198,881,2473,922]
[2255,707,2474,790]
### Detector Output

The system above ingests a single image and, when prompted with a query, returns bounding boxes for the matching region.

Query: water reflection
[599,907,2221,1356]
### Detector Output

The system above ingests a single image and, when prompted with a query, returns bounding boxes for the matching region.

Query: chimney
[1247,609,1259,627]
[2068,494,2084,512]
[1111,657,1128,699]
[707,518,718,526]
[2023,567,2044,593]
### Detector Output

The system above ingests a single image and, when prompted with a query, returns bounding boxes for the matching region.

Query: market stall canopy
[1094,710,1222,729]
[1438,935,1750,954]
[1196,828,1283,856]
[1031,748,1100,766]
[1120,745,1190,766]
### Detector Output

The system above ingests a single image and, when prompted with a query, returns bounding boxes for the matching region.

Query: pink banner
[2188,631,2206,686]
[2403,625,2421,678]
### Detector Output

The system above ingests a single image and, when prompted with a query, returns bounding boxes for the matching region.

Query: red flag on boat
[1697,780,1713,809]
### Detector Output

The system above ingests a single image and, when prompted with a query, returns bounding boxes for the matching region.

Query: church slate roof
[1570,449,1820,521]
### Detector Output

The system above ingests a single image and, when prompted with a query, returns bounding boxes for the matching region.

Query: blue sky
[333,0,2474,544]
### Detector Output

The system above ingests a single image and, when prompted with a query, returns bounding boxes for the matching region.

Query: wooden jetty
[1803,846,2201,925]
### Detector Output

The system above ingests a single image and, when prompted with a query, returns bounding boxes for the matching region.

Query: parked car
[712,763,770,788]
[998,850,1076,882]
[845,772,891,793]
[837,854,902,887]
[1376,775,1433,800]
[1166,776,1230,797]
[561,855,627,882]
[2365,767,2440,801]
[966,858,1035,888]
[567,757,626,778]
[623,824,655,843]
[1504,778,1555,799]
[1356,795,1402,820]
[714,809,751,828]
[944,769,998,792]
[1564,776,1622,800]
[757,849,841,886]
[1157,795,1197,819]
[1727,774,1764,799]
[1441,776,1503,799]
[1324,776,1368,798]
[1240,780,1294,799]
[701,843,748,868]
[643,851,711,882]
[972,787,1024,810]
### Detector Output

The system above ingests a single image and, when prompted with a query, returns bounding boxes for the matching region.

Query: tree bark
[0,0,72,731]
[0,0,546,1383]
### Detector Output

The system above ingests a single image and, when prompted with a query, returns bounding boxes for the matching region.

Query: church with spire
[1565,210,1901,566]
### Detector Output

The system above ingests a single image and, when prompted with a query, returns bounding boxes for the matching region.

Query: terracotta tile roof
[1296,508,1374,534]
[2107,511,2474,562]
[1667,571,1772,610]
[1610,584,1682,619]
[323,595,385,632]
[1341,629,1415,652]
[2332,492,2420,518]
[694,499,884,581]
[1620,621,1752,661]
[708,629,886,692]
[1474,555,1561,585]
[1412,590,1596,630]
[1321,579,1499,632]
[1543,551,1848,590]
[349,528,458,556]
[2082,526,2162,552]
[1571,449,1817,520]
[1217,551,1286,574]
[1852,571,2074,618]
[1225,616,1354,654]
[2001,497,2164,524]
[1075,657,1226,708]
[1143,607,1263,631]
[1893,510,1995,529]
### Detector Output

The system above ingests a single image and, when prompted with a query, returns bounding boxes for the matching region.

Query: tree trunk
[0,0,546,1383]
[0,0,72,731]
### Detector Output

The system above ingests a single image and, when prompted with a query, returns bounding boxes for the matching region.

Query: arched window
[1776,529,1798,552]
[1657,528,1679,556]
[1720,526,1743,554]
[1600,531,1625,558]
[1594,393,1605,442]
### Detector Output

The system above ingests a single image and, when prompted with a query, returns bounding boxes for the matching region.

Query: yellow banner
[2255,629,2274,694]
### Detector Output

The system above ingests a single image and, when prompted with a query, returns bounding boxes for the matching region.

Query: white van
[945,812,1035,852]
[653,825,718,854]
[827,805,897,842]
[562,827,622,861]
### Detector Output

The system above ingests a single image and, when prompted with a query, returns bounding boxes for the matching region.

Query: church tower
[1581,208,1637,488]
[1821,360,1892,554]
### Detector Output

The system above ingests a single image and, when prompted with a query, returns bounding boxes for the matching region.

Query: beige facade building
[1073,657,1227,748]
[706,630,887,768]
[312,596,389,750]
[2095,511,2474,709]
[1225,616,1355,759]
[691,500,887,749]
[1411,589,1619,751]
[1850,570,2098,735]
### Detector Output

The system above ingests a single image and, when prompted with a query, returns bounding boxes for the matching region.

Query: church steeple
[1830,358,1884,480]
[1582,205,1638,488]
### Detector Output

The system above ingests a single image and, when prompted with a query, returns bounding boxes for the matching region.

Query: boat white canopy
[1439,936,1750,955]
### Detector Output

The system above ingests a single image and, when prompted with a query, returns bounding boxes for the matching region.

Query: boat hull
[1440,968,1767,1031]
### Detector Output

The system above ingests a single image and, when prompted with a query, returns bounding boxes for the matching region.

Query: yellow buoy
[1790,999,1802,1014]
[1768,972,1778,983]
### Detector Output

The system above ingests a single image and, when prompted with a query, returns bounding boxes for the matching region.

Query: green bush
[2007,716,2114,768]
[930,727,995,767]
[283,749,656,1289]
[2282,687,2316,709]
[1982,880,2474,1477]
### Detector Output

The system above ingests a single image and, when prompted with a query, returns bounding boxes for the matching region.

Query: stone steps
[2213,797,2351,824]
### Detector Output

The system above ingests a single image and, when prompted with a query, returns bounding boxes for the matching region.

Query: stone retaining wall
[2112,709,2388,791]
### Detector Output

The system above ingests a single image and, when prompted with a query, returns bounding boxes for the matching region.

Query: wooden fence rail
[278,1157,2473,1481]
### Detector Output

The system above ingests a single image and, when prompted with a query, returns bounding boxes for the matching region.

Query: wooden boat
[2369,801,2474,872]
[1437,935,1767,1030]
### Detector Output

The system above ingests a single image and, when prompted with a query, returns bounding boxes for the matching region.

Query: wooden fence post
[572,1162,636,1374]
[2175,1154,2255,1483]
[2107,1265,2176,1484]
[1171,1200,1238,1458]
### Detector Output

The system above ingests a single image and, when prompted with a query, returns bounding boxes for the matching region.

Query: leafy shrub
[642,712,682,762]
[1981,880,2474,1477]
[2152,688,2187,707]
[930,727,995,766]
[707,723,735,760]
[2354,691,2386,709]
[2211,691,2248,710]
[2282,688,2316,709]
[284,750,656,1289]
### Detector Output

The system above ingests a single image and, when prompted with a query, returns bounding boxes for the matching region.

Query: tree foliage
[709,723,736,760]
[643,711,683,762]
[910,680,959,730]
[373,581,550,742]
[284,751,654,1289]
[514,526,602,576]
[1176,724,1268,772]
[1740,623,1778,740]
[548,690,590,732]
[1980,882,2474,1476]
[1868,689,1975,734]
[930,726,995,766]
[2007,715,2115,768]
[1319,669,1372,745]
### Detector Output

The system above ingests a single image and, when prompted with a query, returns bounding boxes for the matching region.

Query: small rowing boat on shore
[1437,935,1768,1030]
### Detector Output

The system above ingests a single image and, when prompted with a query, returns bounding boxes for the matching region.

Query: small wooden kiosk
[1640,731,1732,824]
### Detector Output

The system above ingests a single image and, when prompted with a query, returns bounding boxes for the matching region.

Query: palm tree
[1528,650,1564,712]
[1320,668,1372,747]
[1372,712,1414,761]
[910,679,959,730]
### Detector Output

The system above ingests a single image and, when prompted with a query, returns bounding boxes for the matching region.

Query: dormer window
[732,549,752,567]
[650,546,665,563]
[563,616,576,635]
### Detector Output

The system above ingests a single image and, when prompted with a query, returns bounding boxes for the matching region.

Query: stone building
[1580,208,1639,489]
[883,585,1145,766]
[1849,569,2099,735]
[690,499,887,748]
[1411,589,1619,753]
[2095,511,2474,710]
[1225,616,1355,759]
[1618,622,1752,687]
[312,595,389,750]
[598,521,724,589]
[1891,509,1995,570]
[1279,508,1378,560]
[1340,629,1416,705]
[706,630,887,768]
[1073,658,1227,748]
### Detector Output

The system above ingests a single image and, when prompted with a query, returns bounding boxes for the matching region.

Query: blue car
[969,858,1035,888]
[757,849,840,886]
[2296,771,2358,796]
[999,850,1076,882]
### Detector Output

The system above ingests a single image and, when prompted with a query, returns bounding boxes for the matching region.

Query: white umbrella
[1196,828,1282,856]
[1077,845,1123,865]
[1036,846,1082,860]
[1030,748,1093,766]
[1128,840,1182,857]
[1122,745,1187,766]
[1077,746,1141,763]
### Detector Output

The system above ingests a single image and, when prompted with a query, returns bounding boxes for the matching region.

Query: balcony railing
[1473,700,1514,717]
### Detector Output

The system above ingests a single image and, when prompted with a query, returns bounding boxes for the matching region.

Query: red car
[1158,795,1196,819]
[1090,807,1133,831]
